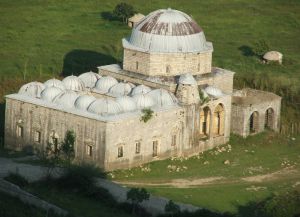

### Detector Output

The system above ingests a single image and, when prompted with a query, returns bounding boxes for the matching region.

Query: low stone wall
[0,179,68,216]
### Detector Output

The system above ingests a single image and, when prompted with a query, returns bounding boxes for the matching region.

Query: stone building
[4,8,281,171]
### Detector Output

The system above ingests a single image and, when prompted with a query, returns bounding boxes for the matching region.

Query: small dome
[18,82,45,98]
[263,51,283,61]
[87,98,122,116]
[74,95,96,111]
[178,73,197,85]
[131,84,151,96]
[53,90,79,108]
[62,75,85,91]
[109,82,133,97]
[147,89,178,107]
[125,8,212,53]
[78,71,101,88]
[116,96,137,112]
[133,94,155,109]
[41,86,63,102]
[44,79,66,90]
[95,76,118,93]
[204,86,223,98]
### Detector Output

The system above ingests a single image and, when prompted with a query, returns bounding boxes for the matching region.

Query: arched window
[249,111,259,133]
[213,104,225,136]
[265,108,274,129]
[200,106,211,137]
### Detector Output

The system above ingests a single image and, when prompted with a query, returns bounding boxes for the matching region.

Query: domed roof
[178,73,197,85]
[87,98,122,116]
[109,82,132,97]
[78,71,101,88]
[204,86,223,98]
[74,95,96,111]
[124,8,212,53]
[133,94,155,109]
[53,90,79,108]
[62,75,85,91]
[147,89,178,107]
[263,51,283,61]
[41,86,63,102]
[44,79,66,90]
[95,76,118,93]
[131,84,151,96]
[18,82,45,98]
[116,96,137,112]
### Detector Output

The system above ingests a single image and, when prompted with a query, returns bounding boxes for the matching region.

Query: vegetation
[4,172,29,188]
[127,188,150,214]
[140,108,154,123]
[252,40,270,58]
[60,130,76,164]
[165,200,180,217]
[199,89,210,105]
[113,2,136,23]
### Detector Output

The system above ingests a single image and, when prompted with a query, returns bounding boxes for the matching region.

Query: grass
[111,132,300,213]
[0,191,64,217]
[0,147,30,158]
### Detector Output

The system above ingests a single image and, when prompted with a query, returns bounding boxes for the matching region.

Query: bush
[253,39,270,57]
[140,108,154,123]
[113,2,135,23]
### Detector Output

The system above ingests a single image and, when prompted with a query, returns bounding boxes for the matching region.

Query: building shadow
[61,49,118,76]
[238,45,254,57]
[0,102,5,148]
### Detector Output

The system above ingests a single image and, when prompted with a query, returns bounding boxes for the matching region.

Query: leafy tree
[165,200,180,217]
[127,188,150,214]
[60,130,76,164]
[113,2,135,23]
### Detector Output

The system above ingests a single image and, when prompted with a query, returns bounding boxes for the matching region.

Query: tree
[127,188,150,214]
[60,130,75,164]
[165,200,180,217]
[113,2,135,24]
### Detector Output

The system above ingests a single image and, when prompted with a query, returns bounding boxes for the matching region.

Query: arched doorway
[265,108,274,129]
[200,106,211,137]
[213,104,225,136]
[249,111,259,133]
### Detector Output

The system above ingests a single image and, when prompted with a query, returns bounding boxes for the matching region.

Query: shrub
[253,39,270,57]
[165,200,180,217]
[4,172,28,188]
[127,188,150,214]
[113,2,135,23]
[140,108,154,123]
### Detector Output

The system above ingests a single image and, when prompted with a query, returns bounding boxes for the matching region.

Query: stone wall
[123,48,212,76]
[5,98,107,167]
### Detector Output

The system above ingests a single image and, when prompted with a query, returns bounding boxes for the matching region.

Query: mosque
[4,9,281,170]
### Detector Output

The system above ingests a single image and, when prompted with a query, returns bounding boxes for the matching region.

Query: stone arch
[265,107,275,129]
[213,104,225,136]
[249,111,259,133]
[199,106,211,137]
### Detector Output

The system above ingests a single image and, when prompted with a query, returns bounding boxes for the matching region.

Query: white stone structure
[4,8,281,170]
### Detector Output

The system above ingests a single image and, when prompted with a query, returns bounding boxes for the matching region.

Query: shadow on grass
[100,11,121,22]
[238,45,254,57]
[61,49,118,76]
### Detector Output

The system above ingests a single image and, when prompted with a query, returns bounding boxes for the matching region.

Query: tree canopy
[113,2,136,23]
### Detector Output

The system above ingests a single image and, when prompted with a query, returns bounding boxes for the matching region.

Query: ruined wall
[4,98,107,167]
[104,107,184,170]
[123,48,212,76]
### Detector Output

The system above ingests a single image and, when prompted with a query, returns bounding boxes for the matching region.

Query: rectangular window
[118,146,123,158]
[34,131,41,143]
[136,61,139,70]
[17,125,23,138]
[171,135,177,146]
[135,141,141,154]
[153,140,158,157]
[86,145,93,157]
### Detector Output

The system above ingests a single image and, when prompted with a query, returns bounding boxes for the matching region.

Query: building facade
[4,9,281,171]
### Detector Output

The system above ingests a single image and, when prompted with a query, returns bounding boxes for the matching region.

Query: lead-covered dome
[95,76,118,94]
[41,87,63,102]
[87,99,122,116]
[133,94,155,109]
[131,85,151,96]
[53,90,79,108]
[74,95,96,111]
[18,82,45,98]
[147,89,178,107]
[78,71,101,88]
[116,96,137,112]
[205,86,223,98]
[124,8,212,53]
[109,82,132,97]
[62,75,85,91]
[44,79,66,90]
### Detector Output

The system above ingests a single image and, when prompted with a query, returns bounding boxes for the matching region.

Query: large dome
[41,87,63,102]
[62,75,85,91]
[18,82,45,98]
[116,96,137,112]
[109,82,132,97]
[44,79,66,90]
[53,90,79,108]
[147,89,178,107]
[123,8,212,53]
[74,95,96,111]
[78,71,101,88]
[87,99,122,116]
[95,76,118,94]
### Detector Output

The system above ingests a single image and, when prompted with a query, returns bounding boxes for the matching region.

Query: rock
[224,160,230,165]
[263,51,283,64]
[203,161,209,165]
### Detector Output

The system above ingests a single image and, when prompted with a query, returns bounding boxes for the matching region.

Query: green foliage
[140,108,154,123]
[4,172,28,188]
[113,2,135,23]
[199,89,209,105]
[253,40,270,58]
[127,188,150,214]
[165,200,180,216]
[60,130,75,163]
